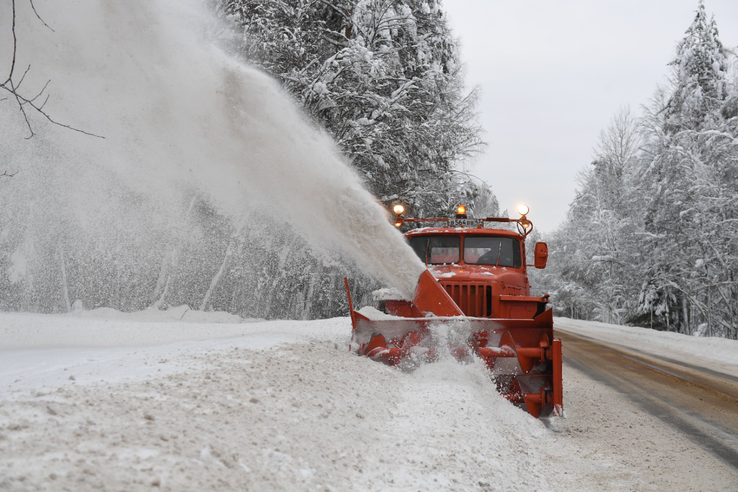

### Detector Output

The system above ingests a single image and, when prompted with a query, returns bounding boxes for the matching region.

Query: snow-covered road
[560,328,738,464]
[549,323,738,490]
[1,309,737,490]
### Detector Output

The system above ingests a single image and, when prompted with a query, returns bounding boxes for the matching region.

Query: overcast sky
[442,0,738,234]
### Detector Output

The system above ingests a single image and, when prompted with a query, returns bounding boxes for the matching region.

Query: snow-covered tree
[664,0,729,132]
[634,0,736,337]
[637,106,738,336]
[216,0,484,215]
[192,0,492,319]
[546,1,738,339]
[542,109,644,324]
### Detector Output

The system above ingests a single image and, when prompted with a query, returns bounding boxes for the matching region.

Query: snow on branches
[544,1,738,339]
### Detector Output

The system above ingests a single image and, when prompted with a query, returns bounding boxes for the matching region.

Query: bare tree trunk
[152,197,196,309]
[59,247,71,311]
[200,240,233,312]
[707,285,713,337]
[682,296,689,334]
[152,250,176,308]
[200,213,250,312]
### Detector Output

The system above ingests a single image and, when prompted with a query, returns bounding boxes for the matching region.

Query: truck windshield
[408,236,460,264]
[464,236,521,268]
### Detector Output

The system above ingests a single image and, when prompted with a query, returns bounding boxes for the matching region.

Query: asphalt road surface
[556,328,738,471]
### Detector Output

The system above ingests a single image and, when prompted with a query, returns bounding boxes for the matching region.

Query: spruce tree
[665,0,728,132]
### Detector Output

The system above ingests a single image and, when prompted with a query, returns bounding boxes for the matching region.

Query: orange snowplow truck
[345,204,562,418]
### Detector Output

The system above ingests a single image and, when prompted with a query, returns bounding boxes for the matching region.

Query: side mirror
[534,242,548,269]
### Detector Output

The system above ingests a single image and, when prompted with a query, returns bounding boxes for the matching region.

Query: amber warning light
[392,203,405,228]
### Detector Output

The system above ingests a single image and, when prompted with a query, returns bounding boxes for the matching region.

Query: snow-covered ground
[1,309,737,490]
[555,317,738,379]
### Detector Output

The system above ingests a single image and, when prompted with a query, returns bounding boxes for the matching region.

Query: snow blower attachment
[346,204,563,418]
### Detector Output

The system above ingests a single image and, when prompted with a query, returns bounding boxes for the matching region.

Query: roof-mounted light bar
[391,202,535,236]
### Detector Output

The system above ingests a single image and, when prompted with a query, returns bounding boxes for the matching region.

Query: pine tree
[634,1,735,335]
[517,1,738,338]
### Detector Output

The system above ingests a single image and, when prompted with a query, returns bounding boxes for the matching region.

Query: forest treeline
[6,0,736,339]
[198,0,494,318]
[540,1,738,339]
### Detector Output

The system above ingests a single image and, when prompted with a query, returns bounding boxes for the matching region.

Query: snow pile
[0,310,348,401]
[555,317,738,377]
[0,310,551,490]
[67,304,248,324]
[0,309,263,351]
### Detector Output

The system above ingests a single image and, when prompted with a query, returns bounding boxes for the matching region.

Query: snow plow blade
[346,274,563,418]
[413,269,464,317]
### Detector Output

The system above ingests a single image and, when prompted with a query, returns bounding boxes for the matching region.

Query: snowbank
[0,309,551,490]
[555,317,738,377]
[0,308,348,401]
[0,307,260,351]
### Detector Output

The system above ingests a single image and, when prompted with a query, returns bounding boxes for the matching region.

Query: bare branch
[26,78,50,103]
[15,64,31,89]
[2,0,104,139]
[5,0,18,83]
[38,93,49,110]
[3,78,35,138]
[28,0,54,32]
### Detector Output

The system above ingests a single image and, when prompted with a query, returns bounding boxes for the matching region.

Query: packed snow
[0,308,548,490]
[2,308,737,490]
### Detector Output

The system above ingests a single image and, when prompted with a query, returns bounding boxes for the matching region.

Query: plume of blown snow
[0,0,425,300]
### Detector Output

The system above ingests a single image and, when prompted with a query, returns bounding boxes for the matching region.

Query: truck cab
[383,207,549,320]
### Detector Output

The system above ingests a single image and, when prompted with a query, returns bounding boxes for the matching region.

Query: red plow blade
[346,275,563,418]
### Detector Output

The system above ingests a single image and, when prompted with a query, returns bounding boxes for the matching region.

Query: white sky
[442,0,738,234]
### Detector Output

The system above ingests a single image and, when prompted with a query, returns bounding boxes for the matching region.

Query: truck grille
[441,282,492,317]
